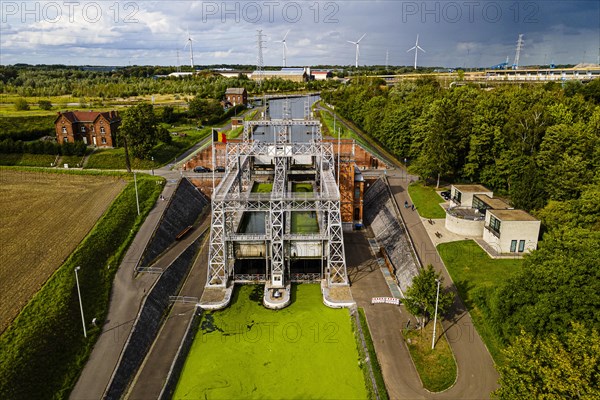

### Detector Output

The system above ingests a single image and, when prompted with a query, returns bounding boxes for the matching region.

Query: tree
[38,100,52,110]
[410,98,457,187]
[494,323,600,400]
[489,228,600,342]
[14,98,29,111]
[118,103,158,166]
[188,97,223,123]
[404,265,454,326]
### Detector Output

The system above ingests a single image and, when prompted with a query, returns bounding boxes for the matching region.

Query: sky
[1,0,599,68]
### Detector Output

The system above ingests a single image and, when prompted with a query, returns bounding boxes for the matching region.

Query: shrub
[14,98,29,111]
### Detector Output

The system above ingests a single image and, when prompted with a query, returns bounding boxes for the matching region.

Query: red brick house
[224,88,248,107]
[55,111,121,147]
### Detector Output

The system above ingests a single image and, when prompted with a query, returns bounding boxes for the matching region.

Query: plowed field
[0,169,126,333]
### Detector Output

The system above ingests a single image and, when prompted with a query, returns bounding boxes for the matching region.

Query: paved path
[383,170,499,399]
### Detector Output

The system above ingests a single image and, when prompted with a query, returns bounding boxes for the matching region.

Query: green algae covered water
[173,284,368,399]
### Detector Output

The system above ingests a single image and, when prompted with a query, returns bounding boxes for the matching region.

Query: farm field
[174,284,368,400]
[0,169,126,332]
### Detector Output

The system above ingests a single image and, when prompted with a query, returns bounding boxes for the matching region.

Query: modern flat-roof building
[483,209,541,254]
[450,184,493,208]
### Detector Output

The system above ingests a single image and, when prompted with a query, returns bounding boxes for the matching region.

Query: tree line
[0,65,339,99]
[322,77,600,398]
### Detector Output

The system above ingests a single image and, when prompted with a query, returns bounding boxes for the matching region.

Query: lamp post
[431,278,441,349]
[134,171,140,216]
[74,266,87,338]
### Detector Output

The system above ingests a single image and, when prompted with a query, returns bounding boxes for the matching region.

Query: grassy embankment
[174,284,369,399]
[403,321,457,392]
[407,181,447,219]
[0,170,164,399]
[438,240,523,364]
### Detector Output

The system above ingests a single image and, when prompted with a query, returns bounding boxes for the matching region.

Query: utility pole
[74,266,87,338]
[134,171,140,216]
[431,279,441,349]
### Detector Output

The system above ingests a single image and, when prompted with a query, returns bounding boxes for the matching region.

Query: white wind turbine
[348,33,366,68]
[407,34,425,69]
[184,29,195,69]
[276,30,290,67]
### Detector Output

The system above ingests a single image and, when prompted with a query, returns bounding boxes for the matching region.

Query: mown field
[0,169,126,333]
[175,284,368,400]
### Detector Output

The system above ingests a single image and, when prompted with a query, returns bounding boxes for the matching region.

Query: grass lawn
[251,182,273,193]
[0,153,56,167]
[291,211,319,234]
[174,284,368,400]
[292,182,313,192]
[437,240,523,363]
[408,181,447,219]
[403,321,457,392]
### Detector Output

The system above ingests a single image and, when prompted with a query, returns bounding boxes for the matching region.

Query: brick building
[55,111,121,147]
[225,88,248,106]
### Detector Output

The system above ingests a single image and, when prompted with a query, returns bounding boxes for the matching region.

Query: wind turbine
[184,29,195,69]
[276,30,290,67]
[347,33,366,68]
[407,34,425,69]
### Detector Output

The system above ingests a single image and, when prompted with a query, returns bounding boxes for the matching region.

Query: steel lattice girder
[207,201,228,287]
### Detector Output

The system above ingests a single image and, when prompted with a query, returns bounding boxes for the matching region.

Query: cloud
[0,0,597,66]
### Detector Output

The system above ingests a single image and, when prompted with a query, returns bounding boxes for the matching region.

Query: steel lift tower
[202,99,350,310]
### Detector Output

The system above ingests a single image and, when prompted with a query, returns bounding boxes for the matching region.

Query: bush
[14,98,30,111]
[38,100,52,110]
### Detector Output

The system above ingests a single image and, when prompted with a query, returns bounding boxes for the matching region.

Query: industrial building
[199,97,354,310]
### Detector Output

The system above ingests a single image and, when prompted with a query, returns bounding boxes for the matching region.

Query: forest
[322,77,600,398]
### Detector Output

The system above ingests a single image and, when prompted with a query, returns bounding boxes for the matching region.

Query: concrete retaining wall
[363,179,420,294]
[138,178,209,270]
[104,238,202,399]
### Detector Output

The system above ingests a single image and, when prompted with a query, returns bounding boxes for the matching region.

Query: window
[81,126,86,132]
[518,240,525,253]
[510,240,517,252]
[62,127,67,134]
[101,137,107,144]
[473,196,487,210]
[354,208,360,220]
[489,215,501,232]
[100,126,105,134]
[63,136,68,143]
[453,190,462,203]
[354,188,360,199]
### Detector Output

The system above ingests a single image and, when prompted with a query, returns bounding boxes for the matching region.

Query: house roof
[489,209,538,222]
[55,111,120,124]
[252,70,306,76]
[453,184,492,193]
[225,88,246,95]
[474,194,511,209]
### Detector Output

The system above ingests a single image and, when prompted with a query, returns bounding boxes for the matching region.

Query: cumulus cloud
[0,0,597,66]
